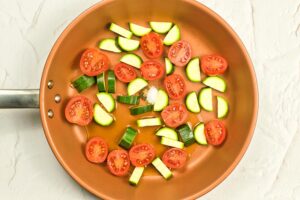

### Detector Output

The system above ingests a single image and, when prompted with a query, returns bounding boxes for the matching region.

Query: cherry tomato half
[140,60,164,81]
[162,148,188,169]
[201,54,228,75]
[205,120,227,146]
[80,48,109,76]
[141,32,163,59]
[164,74,186,100]
[129,144,156,167]
[85,137,109,164]
[114,63,137,83]
[161,103,188,128]
[107,149,130,176]
[168,40,192,67]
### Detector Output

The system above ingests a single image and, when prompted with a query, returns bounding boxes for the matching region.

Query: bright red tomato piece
[107,149,130,176]
[64,96,93,126]
[164,74,186,100]
[205,120,227,146]
[114,63,137,83]
[140,60,164,81]
[80,48,109,76]
[161,103,188,128]
[201,54,228,75]
[129,144,155,167]
[162,148,188,169]
[85,137,109,164]
[168,40,192,67]
[141,32,163,59]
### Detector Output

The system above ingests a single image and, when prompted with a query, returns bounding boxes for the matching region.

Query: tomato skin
[164,74,186,100]
[129,144,155,167]
[65,96,93,126]
[140,60,165,81]
[162,148,187,169]
[114,63,137,83]
[141,32,163,59]
[205,120,227,146]
[168,40,192,67]
[107,149,130,176]
[85,137,108,164]
[161,103,188,128]
[80,48,109,76]
[201,54,228,75]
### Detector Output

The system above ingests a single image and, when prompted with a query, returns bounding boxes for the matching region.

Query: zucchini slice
[72,75,95,93]
[117,95,140,105]
[165,58,174,75]
[156,127,178,140]
[93,104,114,126]
[120,53,143,69]
[176,124,195,146]
[98,39,122,53]
[161,137,184,149]
[130,105,153,115]
[129,23,151,37]
[163,25,180,46]
[194,123,207,145]
[199,88,213,111]
[149,22,173,34]
[117,37,140,51]
[217,96,229,118]
[109,23,132,38]
[152,157,172,180]
[185,92,200,113]
[129,167,144,185]
[96,73,106,92]
[186,58,201,82]
[127,78,148,95]
[153,89,168,111]
[107,70,116,93]
[96,93,115,112]
[137,117,162,127]
[202,76,227,92]
[119,127,138,149]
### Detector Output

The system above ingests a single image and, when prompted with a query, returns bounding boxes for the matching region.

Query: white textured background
[0,0,300,199]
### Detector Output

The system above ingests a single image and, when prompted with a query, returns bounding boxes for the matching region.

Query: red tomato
[168,40,192,67]
[114,63,137,83]
[65,96,93,126]
[162,148,188,169]
[161,103,188,128]
[80,48,109,76]
[129,144,155,167]
[205,120,227,146]
[140,32,163,59]
[140,60,164,81]
[201,54,228,75]
[85,137,108,164]
[107,149,130,176]
[164,74,186,100]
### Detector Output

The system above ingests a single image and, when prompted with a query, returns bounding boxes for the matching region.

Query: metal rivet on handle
[54,94,61,103]
[47,80,54,89]
[47,109,54,118]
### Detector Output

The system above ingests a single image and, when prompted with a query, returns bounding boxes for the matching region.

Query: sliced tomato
[201,54,228,75]
[80,48,109,76]
[140,32,163,59]
[65,96,93,126]
[129,143,155,167]
[140,60,164,81]
[114,63,137,83]
[205,120,227,146]
[162,148,187,169]
[161,103,188,128]
[164,74,186,100]
[168,40,192,67]
[107,149,130,176]
[85,137,108,164]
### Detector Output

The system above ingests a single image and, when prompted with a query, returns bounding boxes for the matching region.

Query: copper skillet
[0,0,258,199]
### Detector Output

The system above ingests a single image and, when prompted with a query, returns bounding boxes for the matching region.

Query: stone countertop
[0,0,300,199]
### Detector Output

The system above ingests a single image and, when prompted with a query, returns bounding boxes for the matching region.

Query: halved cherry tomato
[140,32,163,59]
[205,120,227,146]
[201,54,228,75]
[140,60,164,81]
[107,149,130,176]
[168,40,192,67]
[162,148,187,169]
[114,63,137,83]
[161,103,188,128]
[80,48,109,76]
[65,96,93,126]
[129,144,155,167]
[85,137,108,164]
[164,74,186,100]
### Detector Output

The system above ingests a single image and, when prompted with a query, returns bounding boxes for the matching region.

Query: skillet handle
[0,90,39,108]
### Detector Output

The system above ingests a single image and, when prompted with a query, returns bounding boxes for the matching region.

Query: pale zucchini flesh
[109,23,132,38]
[96,93,115,113]
[163,25,180,45]
[129,167,144,185]
[161,137,184,149]
[153,89,169,111]
[185,92,201,113]
[217,96,229,118]
[202,76,227,92]
[194,123,207,145]
[152,157,172,180]
[199,88,213,111]
[99,39,122,53]
[137,117,162,127]
[156,127,178,140]
[129,23,151,36]
[127,78,148,95]
[149,22,173,34]
[93,104,114,126]
[120,53,143,69]
[186,58,201,82]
